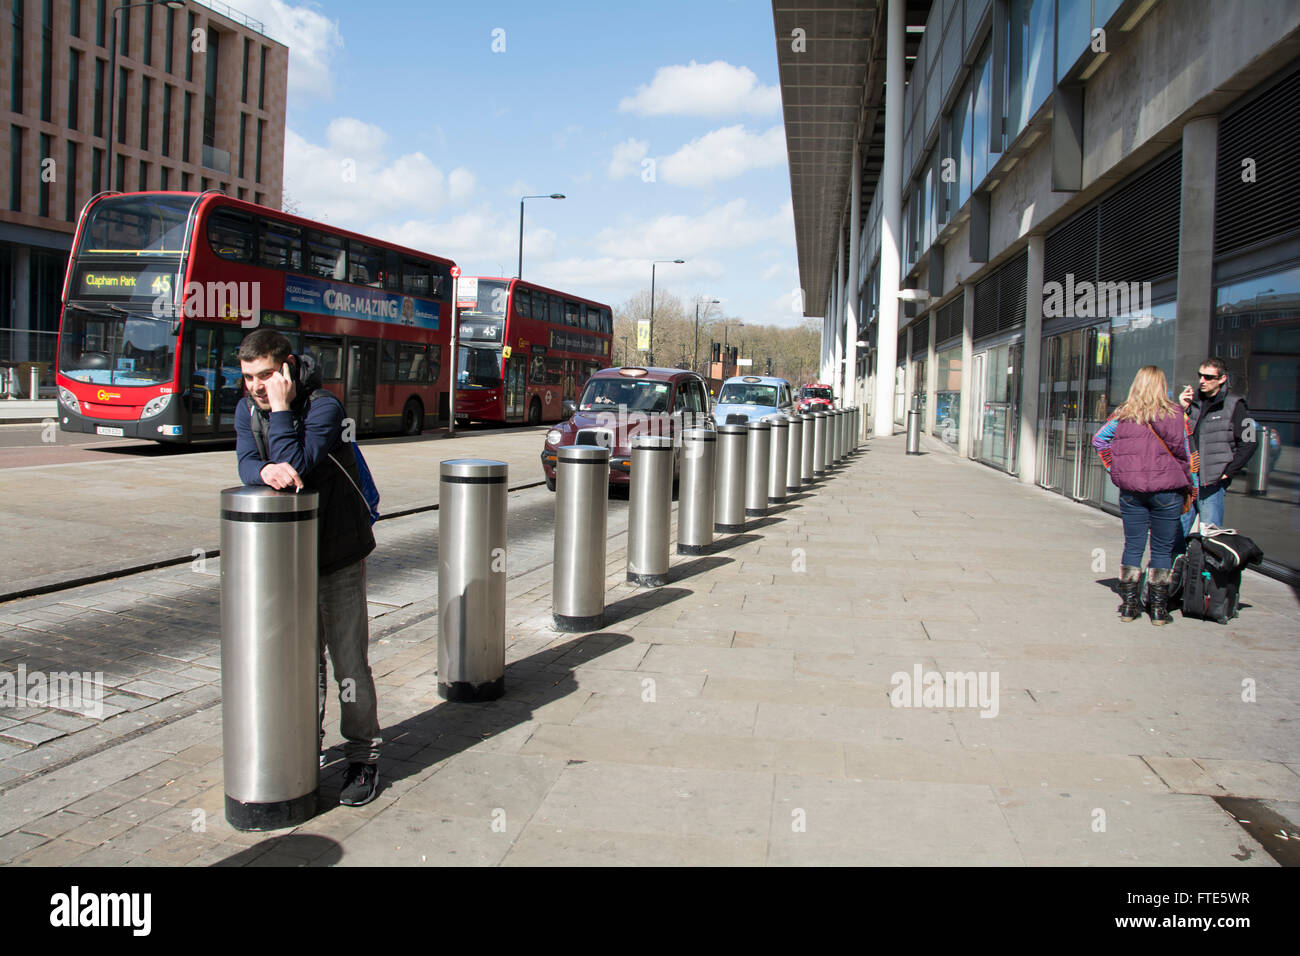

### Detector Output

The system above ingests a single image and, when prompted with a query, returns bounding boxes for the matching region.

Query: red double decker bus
[455,277,613,425]
[55,191,456,442]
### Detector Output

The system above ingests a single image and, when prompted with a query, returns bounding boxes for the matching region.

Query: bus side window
[427,345,442,383]
[383,250,401,291]
[549,295,564,326]
[602,308,612,335]
[350,242,382,286]
[207,210,255,262]
[258,218,302,270]
[515,288,531,319]
[565,300,580,328]
[402,258,432,297]
[380,341,398,382]
[304,335,343,381]
[306,231,346,280]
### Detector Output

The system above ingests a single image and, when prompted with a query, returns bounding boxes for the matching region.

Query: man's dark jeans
[318,559,382,764]
[1119,489,1184,569]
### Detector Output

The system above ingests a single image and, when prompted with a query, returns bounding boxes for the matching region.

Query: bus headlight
[58,387,80,413]
[546,429,562,446]
[140,393,172,419]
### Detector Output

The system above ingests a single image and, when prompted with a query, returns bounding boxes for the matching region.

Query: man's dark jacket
[1186,389,1256,487]
[234,352,375,574]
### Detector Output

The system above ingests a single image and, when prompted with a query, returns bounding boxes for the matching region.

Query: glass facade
[934,345,962,444]
[977,341,1023,473]
[1006,0,1055,139]
[1211,266,1300,576]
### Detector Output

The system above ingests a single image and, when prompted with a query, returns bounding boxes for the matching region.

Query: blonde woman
[1092,366,1197,625]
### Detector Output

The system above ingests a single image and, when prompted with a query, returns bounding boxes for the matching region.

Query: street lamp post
[107,1,184,193]
[694,297,720,377]
[518,193,565,279]
[648,258,684,365]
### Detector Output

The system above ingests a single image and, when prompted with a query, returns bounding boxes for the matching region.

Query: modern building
[774,0,1300,582]
[0,0,288,393]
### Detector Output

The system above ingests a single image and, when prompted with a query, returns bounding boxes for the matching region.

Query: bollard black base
[439,676,505,702]
[553,611,603,633]
[225,791,316,832]
[813,470,825,478]
[786,485,801,494]
[714,522,744,533]
[677,543,709,555]
[767,496,786,504]
[744,507,767,517]
[627,571,667,587]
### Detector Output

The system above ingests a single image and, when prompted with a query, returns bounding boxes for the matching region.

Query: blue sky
[235,0,805,325]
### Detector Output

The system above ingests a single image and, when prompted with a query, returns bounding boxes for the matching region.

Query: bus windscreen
[76,194,195,257]
[58,307,178,386]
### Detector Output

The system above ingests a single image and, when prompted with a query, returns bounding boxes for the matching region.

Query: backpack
[1178,528,1262,624]
[247,390,381,526]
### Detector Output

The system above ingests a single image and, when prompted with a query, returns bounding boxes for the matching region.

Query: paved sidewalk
[1,433,1297,866]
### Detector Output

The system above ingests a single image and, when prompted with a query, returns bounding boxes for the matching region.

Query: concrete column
[845,148,861,407]
[873,0,904,438]
[12,247,31,363]
[958,282,975,459]
[833,230,845,399]
[903,325,914,410]
[925,310,938,435]
[1017,234,1045,485]
[1175,116,1218,387]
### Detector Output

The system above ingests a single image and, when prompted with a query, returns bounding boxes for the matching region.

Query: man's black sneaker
[339,763,379,807]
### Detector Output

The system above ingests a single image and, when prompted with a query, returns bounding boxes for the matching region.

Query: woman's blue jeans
[1119,490,1184,569]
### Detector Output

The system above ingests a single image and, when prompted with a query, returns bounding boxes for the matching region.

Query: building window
[160,166,168,190]
[181,171,190,190]
[12,0,24,114]
[255,119,264,182]
[91,147,102,193]
[254,191,263,206]
[116,66,128,143]
[238,113,246,177]
[118,3,129,56]
[138,159,147,191]
[161,84,171,157]
[1006,0,1055,141]
[93,58,105,137]
[65,141,78,221]
[39,134,51,216]
[164,5,174,73]
[237,186,245,200]
[141,1,152,66]
[258,45,267,110]
[241,37,250,103]
[95,0,104,46]
[10,127,23,210]
[40,0,53,122]
[68,48,81,130]
[185,11,194,82]
[202,28,220,149]
[115,156,124,191]
[139,75,151,150]
[182,90,192,162]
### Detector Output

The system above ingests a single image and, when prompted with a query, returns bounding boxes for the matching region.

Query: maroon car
[541,366,714,490]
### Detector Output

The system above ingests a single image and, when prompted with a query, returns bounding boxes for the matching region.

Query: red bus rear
[455,277,612,425]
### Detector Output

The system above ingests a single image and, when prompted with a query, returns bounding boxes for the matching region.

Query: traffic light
[711,341,721,363]
[766,357,772,374]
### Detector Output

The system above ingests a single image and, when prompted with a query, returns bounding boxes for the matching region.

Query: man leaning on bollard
[235,329,382,807]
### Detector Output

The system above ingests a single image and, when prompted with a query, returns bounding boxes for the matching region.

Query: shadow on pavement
[664,555,733,584]
[708,533,762,553]
[602,586,692,626]
[214,833,343,867]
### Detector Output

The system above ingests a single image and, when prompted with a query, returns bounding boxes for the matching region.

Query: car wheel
[401,398,424,435]
[528,398,542,426]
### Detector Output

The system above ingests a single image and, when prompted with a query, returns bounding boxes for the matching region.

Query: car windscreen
[718,383,777,406]
[579,378,670,412]
[802,387,832,401]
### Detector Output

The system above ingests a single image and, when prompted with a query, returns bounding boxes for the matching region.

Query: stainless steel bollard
[906,396,922,455]
[829,410,841,465]
[553,445,610,632]
[678,428,716,555]
[801,412,816,485]
[627,435,674,586]
[29,366,39,400]
[812,411,828,478]
[439,459,507,701]
[745,419,771,517]
[221,486,319,831]
[766,415,789,504]
[786,414,803,494]
[714,424,748,533]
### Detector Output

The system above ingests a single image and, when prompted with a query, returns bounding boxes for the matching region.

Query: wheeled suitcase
[1180,528,1263,624]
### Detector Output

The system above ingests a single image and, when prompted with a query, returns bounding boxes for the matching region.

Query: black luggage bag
[1180,529,1263,625]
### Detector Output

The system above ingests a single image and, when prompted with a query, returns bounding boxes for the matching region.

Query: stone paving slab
[0,433,1297,866]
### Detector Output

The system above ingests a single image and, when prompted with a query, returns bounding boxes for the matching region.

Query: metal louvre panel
[912,315,930,349]
[1216,68,1300,258]
[897,330,908,360]
[1099,150,1182,284]
[997,251,1027,332]
[1045,205,1099,290]
[937,293,964,344]
[973,273,999,339]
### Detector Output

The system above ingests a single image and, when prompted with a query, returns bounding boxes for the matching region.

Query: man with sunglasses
[1178,357,1257,531]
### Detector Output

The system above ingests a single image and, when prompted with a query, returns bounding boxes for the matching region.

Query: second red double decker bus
[455,277,613,425]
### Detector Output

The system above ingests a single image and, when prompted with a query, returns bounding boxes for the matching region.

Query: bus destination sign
[74,263,178,302]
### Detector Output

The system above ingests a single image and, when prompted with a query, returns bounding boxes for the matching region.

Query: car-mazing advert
[284,275,440,329]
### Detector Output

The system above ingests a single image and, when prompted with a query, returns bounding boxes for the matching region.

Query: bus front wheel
[401,398,425,435]
[528,398,542,426]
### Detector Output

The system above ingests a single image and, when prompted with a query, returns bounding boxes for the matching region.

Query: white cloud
[235,0,344,101]
[608,138,649,180]
[284,121,474,227]
[594,199,793,259]
[658,125,786,187]
[382,212,557,276]
[619,60,780,117]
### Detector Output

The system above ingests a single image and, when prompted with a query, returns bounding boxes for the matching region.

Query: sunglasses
[1198,373,1223,379]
